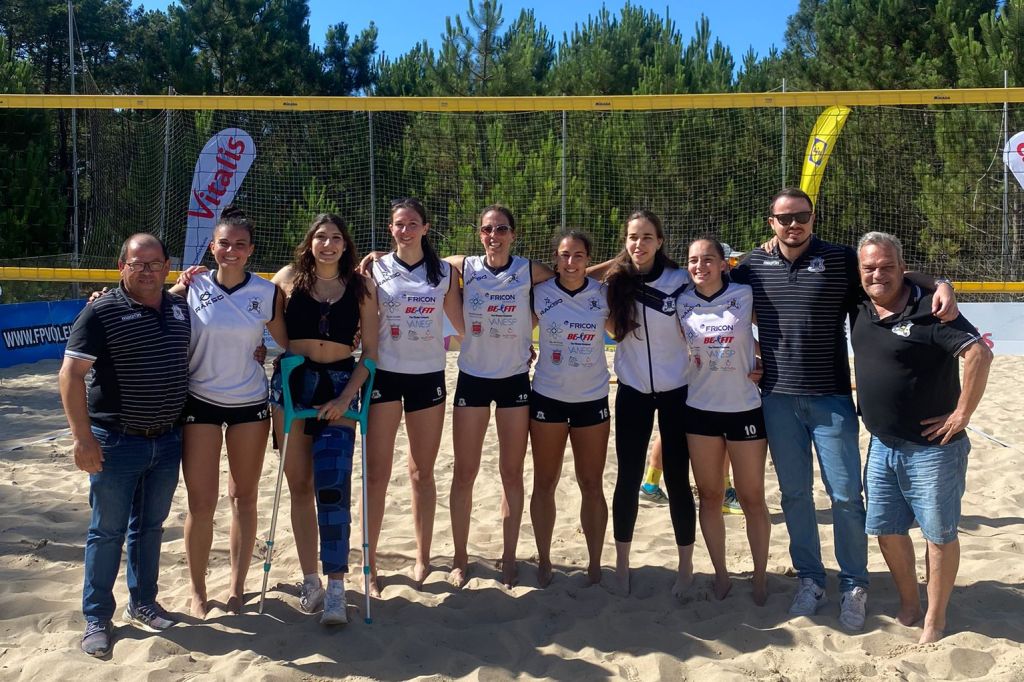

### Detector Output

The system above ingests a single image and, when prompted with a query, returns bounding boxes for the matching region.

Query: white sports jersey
[373,252,452,373]
[187,271,276,406]
[677,281,760,412]
[532,277,610,403]
[458,255,533,378]
[612,263,690,394]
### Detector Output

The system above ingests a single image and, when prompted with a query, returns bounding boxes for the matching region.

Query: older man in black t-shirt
[59,234,191,658]
[852,231,992,644]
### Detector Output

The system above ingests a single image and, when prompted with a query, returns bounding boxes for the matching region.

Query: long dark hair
[291,213,367,301]
[391,197,443,287]
[605,209,679,342]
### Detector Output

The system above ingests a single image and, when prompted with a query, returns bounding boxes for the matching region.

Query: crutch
[259,354,317,614]
[348,357,377,624]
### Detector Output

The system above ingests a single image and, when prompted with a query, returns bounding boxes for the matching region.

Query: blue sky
[131,1,797,64]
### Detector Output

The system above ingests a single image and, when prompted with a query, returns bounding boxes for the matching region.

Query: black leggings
[612,382,696,546]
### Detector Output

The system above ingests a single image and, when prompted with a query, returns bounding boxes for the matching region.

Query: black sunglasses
[479,224,513,235]
[770,212,813,226]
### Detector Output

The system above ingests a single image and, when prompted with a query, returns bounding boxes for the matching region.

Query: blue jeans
[761,393,868,592]
[865,434,970,545]
[83,425,182,623]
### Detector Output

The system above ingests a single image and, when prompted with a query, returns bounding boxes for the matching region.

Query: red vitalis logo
[188,137,246,219]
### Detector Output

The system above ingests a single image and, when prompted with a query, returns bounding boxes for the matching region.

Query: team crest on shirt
[471,321,483,336]
[892,321,914,337]
[551,350,562,365]
[247,297,263,314]
[590,297,604,312]
[807,257,826,273]
[171,305,185,321]
[389,323,401,339]
[661,297,676,314]
[728,298,739,310]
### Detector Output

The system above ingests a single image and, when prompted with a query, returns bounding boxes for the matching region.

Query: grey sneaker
[320,585,348,626]
[81,620,112,657]
[300,578,325,614]
[789,577,828,616]
[839,586,868,631]
[639,483,669,504]
[123,602,176,631]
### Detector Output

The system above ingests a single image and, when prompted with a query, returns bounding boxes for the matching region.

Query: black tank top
[285,285,359,345]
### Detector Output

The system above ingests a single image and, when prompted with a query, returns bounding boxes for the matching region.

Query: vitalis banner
[181,128,256,267]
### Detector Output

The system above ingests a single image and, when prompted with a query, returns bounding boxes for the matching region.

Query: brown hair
[291,213,366,301]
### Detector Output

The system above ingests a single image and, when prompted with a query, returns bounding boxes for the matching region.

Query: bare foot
[222,590,243,614]
[752,574,768,606]
[919,625,944,643]
[537,560,553,588]
[189,593,209,619]
[367,571,382,598]
[896,604,924,627]
[586,563,602,586]
[500,559,517,588]
[447,566,468,588]
[713,574,733,600]
[412,561,430,586]
[671,572,694,599]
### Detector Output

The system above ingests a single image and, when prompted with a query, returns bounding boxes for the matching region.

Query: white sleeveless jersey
[187,271,276,406]
[373,253,452,373]
[677,281,760,412]
[612,264,690,394]
[458,255,533,378]
[532,277,610,403]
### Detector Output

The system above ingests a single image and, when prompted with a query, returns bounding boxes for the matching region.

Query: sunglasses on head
[770,212,813,226]
[479,224,512,235]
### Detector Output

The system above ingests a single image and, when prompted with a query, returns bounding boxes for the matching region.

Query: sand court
[1,354,1023,680]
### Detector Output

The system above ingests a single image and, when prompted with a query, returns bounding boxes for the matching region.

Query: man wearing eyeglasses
[730,188,958,632]
[59,234,191,657]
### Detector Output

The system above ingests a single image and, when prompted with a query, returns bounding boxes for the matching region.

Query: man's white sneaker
[320,585,348,626]
[789,577,828,616]
[839,586,868,631]
[300,579,325,614]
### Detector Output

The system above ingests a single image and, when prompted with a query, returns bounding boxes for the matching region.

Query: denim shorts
[269,355,359,414]
[864,434,970,544]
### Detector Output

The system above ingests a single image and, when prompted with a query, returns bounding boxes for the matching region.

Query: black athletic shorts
[182,394,270,426]
[369,368,446,412]
[454,371,530,409]
[685,405,766,441]
[529,390,610,428]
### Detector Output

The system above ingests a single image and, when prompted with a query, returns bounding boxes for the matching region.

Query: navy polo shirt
[65,285,191,431]
[732,236,861,395]
[851,283,981,445]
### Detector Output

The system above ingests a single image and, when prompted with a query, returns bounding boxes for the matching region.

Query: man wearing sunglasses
[730,188,958,632]
[59,234,191,657]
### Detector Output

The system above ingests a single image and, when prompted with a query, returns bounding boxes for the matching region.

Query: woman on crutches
[269,214,378,625]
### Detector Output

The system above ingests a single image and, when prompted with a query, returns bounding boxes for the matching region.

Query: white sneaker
[299,578,325,614]
[789,577,828,616]
[320,586,348,626]
[839,586,868,631]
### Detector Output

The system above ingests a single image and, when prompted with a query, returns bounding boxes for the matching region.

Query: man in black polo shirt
[59,234,191,657]
[853,231,991,644]
[731,188,957,631]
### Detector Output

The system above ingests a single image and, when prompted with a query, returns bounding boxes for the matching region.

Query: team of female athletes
[182,200,768,625]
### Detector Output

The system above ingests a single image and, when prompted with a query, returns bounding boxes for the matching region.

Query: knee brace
[313,425,356,574]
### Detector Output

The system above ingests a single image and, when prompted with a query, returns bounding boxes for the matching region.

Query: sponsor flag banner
[800,105,851,206]
[1004,131,1024,190]
[182,128,256,267]
[0,299,87,368]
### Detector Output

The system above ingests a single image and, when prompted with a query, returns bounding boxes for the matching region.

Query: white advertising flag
[1004,130,1024,190]
[182,128,256,266]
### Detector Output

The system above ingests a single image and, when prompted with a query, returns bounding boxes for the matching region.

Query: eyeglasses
[123,261,166,273]
[319,300,331,337]
[479,224,512,235]
[770,212,813,226]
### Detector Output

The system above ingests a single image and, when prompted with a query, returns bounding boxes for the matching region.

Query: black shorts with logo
[685,405,766,441]
[181,394,270,426]
[369,369,446,412]
[529,390,610,428]
[454,371,530,409]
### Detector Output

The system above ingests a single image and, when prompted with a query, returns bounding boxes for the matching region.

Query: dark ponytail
[217,205,255,242]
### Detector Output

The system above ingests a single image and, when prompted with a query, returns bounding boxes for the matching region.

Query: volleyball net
[2,90,1024,295]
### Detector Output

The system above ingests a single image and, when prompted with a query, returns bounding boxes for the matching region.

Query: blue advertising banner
[0,299,87,368]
